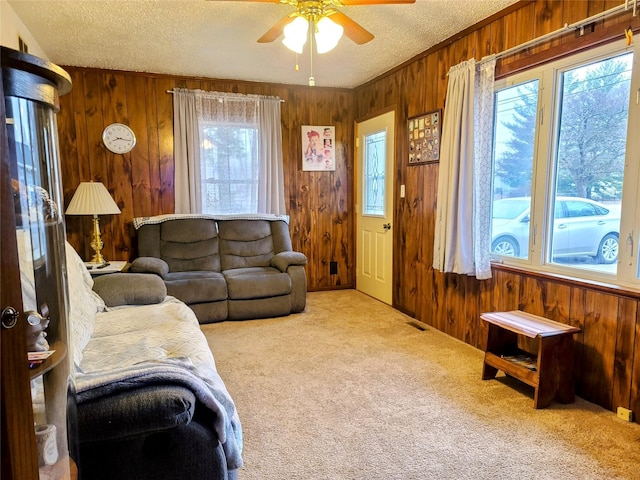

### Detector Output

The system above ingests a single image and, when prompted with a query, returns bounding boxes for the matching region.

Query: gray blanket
[76,357,243,470]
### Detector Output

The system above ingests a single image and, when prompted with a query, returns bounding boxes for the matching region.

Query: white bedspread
[76,297,243,470]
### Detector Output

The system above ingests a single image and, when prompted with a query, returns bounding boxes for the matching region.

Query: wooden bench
[481,310,581,409]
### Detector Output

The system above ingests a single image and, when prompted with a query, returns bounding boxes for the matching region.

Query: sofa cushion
[218,220,274,270]
[228,296,292,320]
[189,302,228,324]
[158,219,221,272]
[223,267,291,300]
[165,271,227,304]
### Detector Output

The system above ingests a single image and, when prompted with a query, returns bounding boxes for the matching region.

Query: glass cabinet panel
[3,46,77,479]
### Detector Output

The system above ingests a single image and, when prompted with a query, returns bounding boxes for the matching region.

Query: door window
[363,130,386,217]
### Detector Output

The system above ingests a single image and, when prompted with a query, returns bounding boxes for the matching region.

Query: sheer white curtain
[174,89,201,213]
[173,89,286,214]
[473,57,496,279]
[433,57,495,280]
[257,99,286,213]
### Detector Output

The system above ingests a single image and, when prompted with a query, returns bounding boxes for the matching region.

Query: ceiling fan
[211,0,416,85]
[254,0,416,48]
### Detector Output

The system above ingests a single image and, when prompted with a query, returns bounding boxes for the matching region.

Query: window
[491,78,540,260]
[490,42,640,289]
[172,90,285,215]
[363,130,386,216]
[200,124,258,214]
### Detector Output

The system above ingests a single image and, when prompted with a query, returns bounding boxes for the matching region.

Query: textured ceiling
[8,0,519,88]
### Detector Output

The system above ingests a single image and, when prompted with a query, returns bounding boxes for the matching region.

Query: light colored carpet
[202,290,640,480]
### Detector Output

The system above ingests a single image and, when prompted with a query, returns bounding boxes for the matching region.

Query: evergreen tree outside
[493,80,538,197]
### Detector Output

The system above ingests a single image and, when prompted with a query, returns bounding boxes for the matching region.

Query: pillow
[65,241,106,366]
[92,273,167,307]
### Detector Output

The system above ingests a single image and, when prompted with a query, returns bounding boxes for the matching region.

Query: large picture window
[490,42,640,288]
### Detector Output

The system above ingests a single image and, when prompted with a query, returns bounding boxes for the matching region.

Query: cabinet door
[1,68,40,480]
[2,46,76,480]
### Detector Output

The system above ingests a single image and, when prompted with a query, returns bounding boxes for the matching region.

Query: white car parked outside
[491,196,620,264]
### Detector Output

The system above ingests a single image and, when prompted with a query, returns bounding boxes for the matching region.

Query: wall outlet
[617,407,633,422]
[329,261,338,275]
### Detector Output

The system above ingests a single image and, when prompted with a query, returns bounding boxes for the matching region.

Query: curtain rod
[166,89,285,102]
[487,0,636,62]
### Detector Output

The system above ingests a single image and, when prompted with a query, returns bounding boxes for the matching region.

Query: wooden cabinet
[1,47,77,480]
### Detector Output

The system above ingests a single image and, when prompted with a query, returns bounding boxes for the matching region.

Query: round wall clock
[102,123,136,154]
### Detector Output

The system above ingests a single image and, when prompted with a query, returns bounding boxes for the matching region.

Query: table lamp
[65,181,121,264]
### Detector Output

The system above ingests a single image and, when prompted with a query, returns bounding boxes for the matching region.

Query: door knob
[383,223,391,231]
[2,306,19,329]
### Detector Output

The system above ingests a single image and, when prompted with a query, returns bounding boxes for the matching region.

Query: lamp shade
[65,182,121,215]
[282,16,309,54]
[315,17,343,54]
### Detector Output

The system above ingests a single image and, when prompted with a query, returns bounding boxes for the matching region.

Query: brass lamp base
[89,214,107,264]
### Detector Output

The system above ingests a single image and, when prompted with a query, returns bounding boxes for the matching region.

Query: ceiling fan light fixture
[315,16,344,54]
[282,16,309,54]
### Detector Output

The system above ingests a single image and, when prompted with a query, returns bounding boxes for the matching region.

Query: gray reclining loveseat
[130,215,307,323]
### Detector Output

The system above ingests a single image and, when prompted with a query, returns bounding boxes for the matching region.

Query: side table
[481,310,580,409]
[84,261,129,276]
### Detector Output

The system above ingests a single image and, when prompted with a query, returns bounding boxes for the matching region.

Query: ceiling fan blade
[206,0,282,2]
[257,13,297,43]
[327,11,374,45]
[340,0,416,4]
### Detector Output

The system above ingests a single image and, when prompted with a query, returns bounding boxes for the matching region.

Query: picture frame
[407,110,441,165]
[302,125,335,171]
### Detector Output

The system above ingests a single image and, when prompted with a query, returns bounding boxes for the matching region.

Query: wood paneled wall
[57,72,355,291]
[354,0,640,420]
[56,0,640,420]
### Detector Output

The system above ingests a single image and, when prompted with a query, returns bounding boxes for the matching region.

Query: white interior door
[355,110,395,304]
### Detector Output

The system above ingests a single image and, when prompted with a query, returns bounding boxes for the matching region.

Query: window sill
[491,262,640,301]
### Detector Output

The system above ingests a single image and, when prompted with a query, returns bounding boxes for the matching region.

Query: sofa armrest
[93,273,167,307]
[79,386,232,480]
[131,256,170,278]
[270,251,307,272]
[78,385,196,443]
